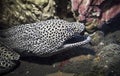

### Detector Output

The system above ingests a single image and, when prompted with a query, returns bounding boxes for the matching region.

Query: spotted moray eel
[0,42,20,74]
[0,19,91,57]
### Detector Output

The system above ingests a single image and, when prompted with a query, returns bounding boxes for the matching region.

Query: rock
[94,43,120,76]
[90,31,104,45]
[103,31,120,45]
[52,30,120,76]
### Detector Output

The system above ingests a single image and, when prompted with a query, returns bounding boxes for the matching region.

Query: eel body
[0,19,91,57]
[0,42,20,74]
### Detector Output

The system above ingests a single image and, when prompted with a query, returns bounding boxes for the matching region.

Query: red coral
[71,0,120,29]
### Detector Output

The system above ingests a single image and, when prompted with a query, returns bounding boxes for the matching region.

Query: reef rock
[0,0,56,27]
[71,0,120,31]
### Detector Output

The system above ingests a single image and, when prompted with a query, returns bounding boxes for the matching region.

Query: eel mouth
[63,35,91,49]
[63,34,89,44]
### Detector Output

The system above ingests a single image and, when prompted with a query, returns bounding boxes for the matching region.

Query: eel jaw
[63,35,91,48]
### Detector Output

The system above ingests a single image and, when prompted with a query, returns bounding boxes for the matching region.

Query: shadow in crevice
[100,0,120,13]
[99,13,120,35]
[0,61,20,76]
[20,46,95,65]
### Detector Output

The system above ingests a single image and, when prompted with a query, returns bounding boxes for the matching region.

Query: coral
[71,0,120,31]
[0,0,56,27]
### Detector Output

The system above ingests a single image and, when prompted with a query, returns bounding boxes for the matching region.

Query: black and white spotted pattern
[0,42,20,73]
[1,19,88,56]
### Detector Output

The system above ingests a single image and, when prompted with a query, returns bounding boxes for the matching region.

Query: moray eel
[0,19,91,57]
[0,42,20,74]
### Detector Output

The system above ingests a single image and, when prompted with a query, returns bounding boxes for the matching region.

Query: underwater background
[0,0,120,76]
